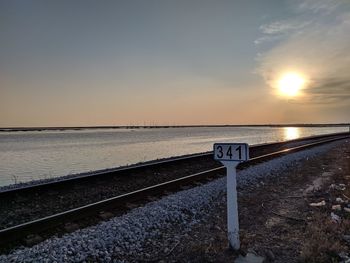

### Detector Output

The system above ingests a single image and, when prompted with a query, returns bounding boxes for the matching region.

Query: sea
[0,126,348,187]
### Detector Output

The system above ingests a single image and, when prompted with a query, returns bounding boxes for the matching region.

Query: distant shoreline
[0,124,349,132]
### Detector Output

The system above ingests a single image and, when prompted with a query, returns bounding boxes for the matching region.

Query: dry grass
[300,142,350,263]
[300,212,350,262]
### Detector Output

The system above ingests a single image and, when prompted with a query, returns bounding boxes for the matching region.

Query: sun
[277,72,306,97]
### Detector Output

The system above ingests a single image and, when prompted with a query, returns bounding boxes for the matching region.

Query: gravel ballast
[1,136,342,230]
[0,141,342,263]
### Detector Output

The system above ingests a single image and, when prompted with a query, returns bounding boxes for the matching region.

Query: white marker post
[213,143,249,250]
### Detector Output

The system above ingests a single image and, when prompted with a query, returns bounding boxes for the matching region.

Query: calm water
[0,126,347,186]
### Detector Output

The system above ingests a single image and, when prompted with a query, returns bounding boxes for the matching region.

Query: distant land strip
[1,124,350,132]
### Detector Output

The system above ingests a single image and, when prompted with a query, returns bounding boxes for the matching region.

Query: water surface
[0,126,347,186]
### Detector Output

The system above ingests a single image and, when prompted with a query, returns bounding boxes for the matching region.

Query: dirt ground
[165,139,350,263]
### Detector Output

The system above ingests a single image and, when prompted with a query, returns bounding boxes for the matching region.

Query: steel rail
[0,131,349,197]
[0,134,349,245]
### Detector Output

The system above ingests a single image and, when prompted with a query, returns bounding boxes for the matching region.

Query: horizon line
[1,123,350,132]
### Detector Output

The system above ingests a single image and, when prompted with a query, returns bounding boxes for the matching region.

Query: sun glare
[278,72,306,97]
[283,127,300,140]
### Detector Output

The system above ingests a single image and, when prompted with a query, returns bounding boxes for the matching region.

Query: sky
[0,0,349,127]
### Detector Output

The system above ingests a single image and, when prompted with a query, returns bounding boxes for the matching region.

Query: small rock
[214,225,222,231]
[330,184,346,191]
[338,251,349,260]
[332,205,342,211]
[234,252,265,263]
[344,207,350,213]
[309,200,326,207]
[336,197,345,203]
[331,212,341,223]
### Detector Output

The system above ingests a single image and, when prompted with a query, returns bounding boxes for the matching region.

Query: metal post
[225,161,240,250]
[214,143,248,250]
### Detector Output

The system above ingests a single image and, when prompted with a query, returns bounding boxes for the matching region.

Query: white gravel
[0,141,343,263]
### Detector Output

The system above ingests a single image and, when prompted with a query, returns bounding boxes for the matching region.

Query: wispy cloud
[297,0,343,14]
[260,20,310,35]
[305,78,350,104]
[256,0,350,107]
[254,20,310,45]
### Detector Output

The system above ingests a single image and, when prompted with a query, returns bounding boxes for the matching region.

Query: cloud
[254,20,310,45]
[256,0,350,107]
[260,20,310,35]
[296,0,343,14]
[254,34,282,45]
[306,78,350,104]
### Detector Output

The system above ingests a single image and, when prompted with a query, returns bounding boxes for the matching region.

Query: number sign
[213,143,249,162]
[213,142,249,250]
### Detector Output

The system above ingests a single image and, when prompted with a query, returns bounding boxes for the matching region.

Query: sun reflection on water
[283,127,300,141]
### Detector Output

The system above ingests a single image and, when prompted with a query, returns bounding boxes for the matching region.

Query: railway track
[0,132,349,248]
[1,132,348,198]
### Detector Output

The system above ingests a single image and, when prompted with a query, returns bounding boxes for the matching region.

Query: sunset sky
[1,0,349,127]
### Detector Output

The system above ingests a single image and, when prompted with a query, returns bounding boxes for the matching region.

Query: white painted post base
[223,161,240,250]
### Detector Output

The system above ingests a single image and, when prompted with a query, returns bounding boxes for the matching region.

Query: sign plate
[213,143,249,162]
